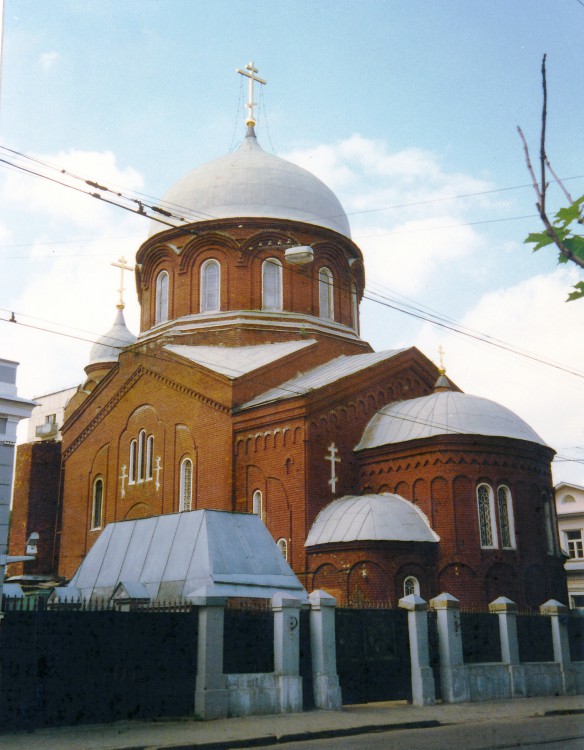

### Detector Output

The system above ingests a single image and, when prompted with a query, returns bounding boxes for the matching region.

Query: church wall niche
[348,561,388,607]
[312,563,344,604]
[452,474,473,554]
[174,424,197,512]
[430,476,451,550]
[484,562,518,604]
[437,562,477,605]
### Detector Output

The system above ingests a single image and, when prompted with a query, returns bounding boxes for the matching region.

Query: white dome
[305,494,439,547]
[356,390,548,451]
[150,128,351,238]
[88,308,136,367]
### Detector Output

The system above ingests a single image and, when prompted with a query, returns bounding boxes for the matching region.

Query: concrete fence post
[489,597,520,664]
[399,594,436,705]
[308,590,342,710]
[429,592,469,703]
[540,599,574,695]
[192,593,228,719]
[272,593,305,712]
[489,596,525,697]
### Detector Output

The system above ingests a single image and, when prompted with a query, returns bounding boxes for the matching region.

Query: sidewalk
[1,695,583,750]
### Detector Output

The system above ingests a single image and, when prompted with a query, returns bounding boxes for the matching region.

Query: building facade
[9,121,567,609]
[555,482,584,609]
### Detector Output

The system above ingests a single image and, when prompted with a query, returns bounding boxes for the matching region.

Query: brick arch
[139,245,177,291]
[124,502,151,520]
[178,233,238,274]
[348,560,389,607]
[238,229,298,267]
[485,562,518,604]
[437,562,477,603]
[312,563,344,603]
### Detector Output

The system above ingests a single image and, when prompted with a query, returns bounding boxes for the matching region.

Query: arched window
[262,259,282,311]
[146,435,154,480]
[351,282,359,333]
[318,267,334,320]
[477,483,498,548]
[403,576,420,597]
[180,458,193,512]
[91,477,104,530]
[497,485,516,549]
[137,429,146,483]
[155,270,169,324]
[542,492,559,555]
[200,259,220,312]
[252,489,263,519]
[277,538,288,560]
[129,439,137,484]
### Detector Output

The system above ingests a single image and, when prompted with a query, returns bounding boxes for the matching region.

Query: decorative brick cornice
[62,366,229,461]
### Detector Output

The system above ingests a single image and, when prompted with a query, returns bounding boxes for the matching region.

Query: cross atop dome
[236,61,266,127]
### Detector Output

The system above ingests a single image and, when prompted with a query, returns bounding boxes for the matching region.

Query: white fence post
[540,599,574,695]
[272,593,304,712]
[309,590,342,709]
[399,594,436,705]
[193,594,228,719]
[430,592,469,703]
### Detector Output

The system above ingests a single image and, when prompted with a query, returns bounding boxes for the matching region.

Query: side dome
[305,494,439,547]
[88,308,137,367]
[356,390,548,451]
[150,127,351,238]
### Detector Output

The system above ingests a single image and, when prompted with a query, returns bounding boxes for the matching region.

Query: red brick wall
[8,441,61,577]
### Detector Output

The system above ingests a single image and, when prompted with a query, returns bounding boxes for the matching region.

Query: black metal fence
[517,614,555,662]
[461,612,502,663]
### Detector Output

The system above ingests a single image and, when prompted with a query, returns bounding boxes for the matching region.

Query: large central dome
[151,127,351,238]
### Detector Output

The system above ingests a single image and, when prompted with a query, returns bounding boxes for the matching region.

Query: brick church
[10,76,567,609]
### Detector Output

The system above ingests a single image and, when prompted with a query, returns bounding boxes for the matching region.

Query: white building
[555,481,584,609]
[26,386,77,442]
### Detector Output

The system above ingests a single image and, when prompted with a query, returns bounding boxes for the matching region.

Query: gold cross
[236,61,267,127]
[111,256,134,310]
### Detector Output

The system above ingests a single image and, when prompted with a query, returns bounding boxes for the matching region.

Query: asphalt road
[234,713,584,750]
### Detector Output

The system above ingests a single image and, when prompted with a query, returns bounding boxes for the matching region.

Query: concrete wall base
[441,665,470,703]
[313,673,343,710]
[225,673,303,717]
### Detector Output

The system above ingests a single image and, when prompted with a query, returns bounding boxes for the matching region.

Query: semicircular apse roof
[356,390,548,451]
[150,128,351,238]
[305,493,439,547]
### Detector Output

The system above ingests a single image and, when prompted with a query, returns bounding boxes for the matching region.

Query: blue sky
[1,0,583,484]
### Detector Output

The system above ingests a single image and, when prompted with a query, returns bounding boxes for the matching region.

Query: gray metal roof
[305,494,439,547]
[149,128,351,238]
[356,390,548,450]
[164,339,315,378]
[239,349,404,410]
[88,308,136,367]
[68,510,307,602]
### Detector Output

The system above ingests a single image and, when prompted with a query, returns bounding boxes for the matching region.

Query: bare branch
[545,157,574,204]
[517,125,542,208]
[540,54,548,214]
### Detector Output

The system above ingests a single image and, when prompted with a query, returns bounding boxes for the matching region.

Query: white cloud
[413,266,584,485]
[39,51,60,72]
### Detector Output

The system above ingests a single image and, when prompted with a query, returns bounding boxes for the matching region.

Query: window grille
[262,259,282,311]
[180,458,193,511]
[201,260,220,312]
[318,267,334,320]
[497,486,515,549]
[91,478,103,529]
[477,484,496,547]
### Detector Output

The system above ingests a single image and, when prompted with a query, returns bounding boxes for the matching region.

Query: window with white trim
[252,489,263,519]
[497,485,516,549]
[129,439,137,484]
[403,576,420,597]
[200,259,220,312]
[180,458,193,511]
[137,429,146,483]
[146,435,154,480]
[155,270,169,324]
[477,483,498,548]
[91,477,104,530]
[351,282,359,333]
[318,267,334,320]
[277,538,288,560]
[262,259,282,311]
[565,529,584,559]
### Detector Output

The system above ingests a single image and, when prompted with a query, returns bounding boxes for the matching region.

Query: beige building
[555,481,584,609]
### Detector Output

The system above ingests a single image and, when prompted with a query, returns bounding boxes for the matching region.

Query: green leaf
[556,202,582,224]
[562,235,584,261]
[567,281,584,302]
[524,232,554,251]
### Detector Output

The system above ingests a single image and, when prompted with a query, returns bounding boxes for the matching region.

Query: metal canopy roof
[356,390,548,451]
[164,339,315,378]
[68,510,307,602]
[239,349,404,410]
[305,493,439,547]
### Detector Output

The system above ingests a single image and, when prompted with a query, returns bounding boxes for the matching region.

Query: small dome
[356,390,548,451]
[150,127,351,238]
[305,493,439,547]
[88,308,136,367]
